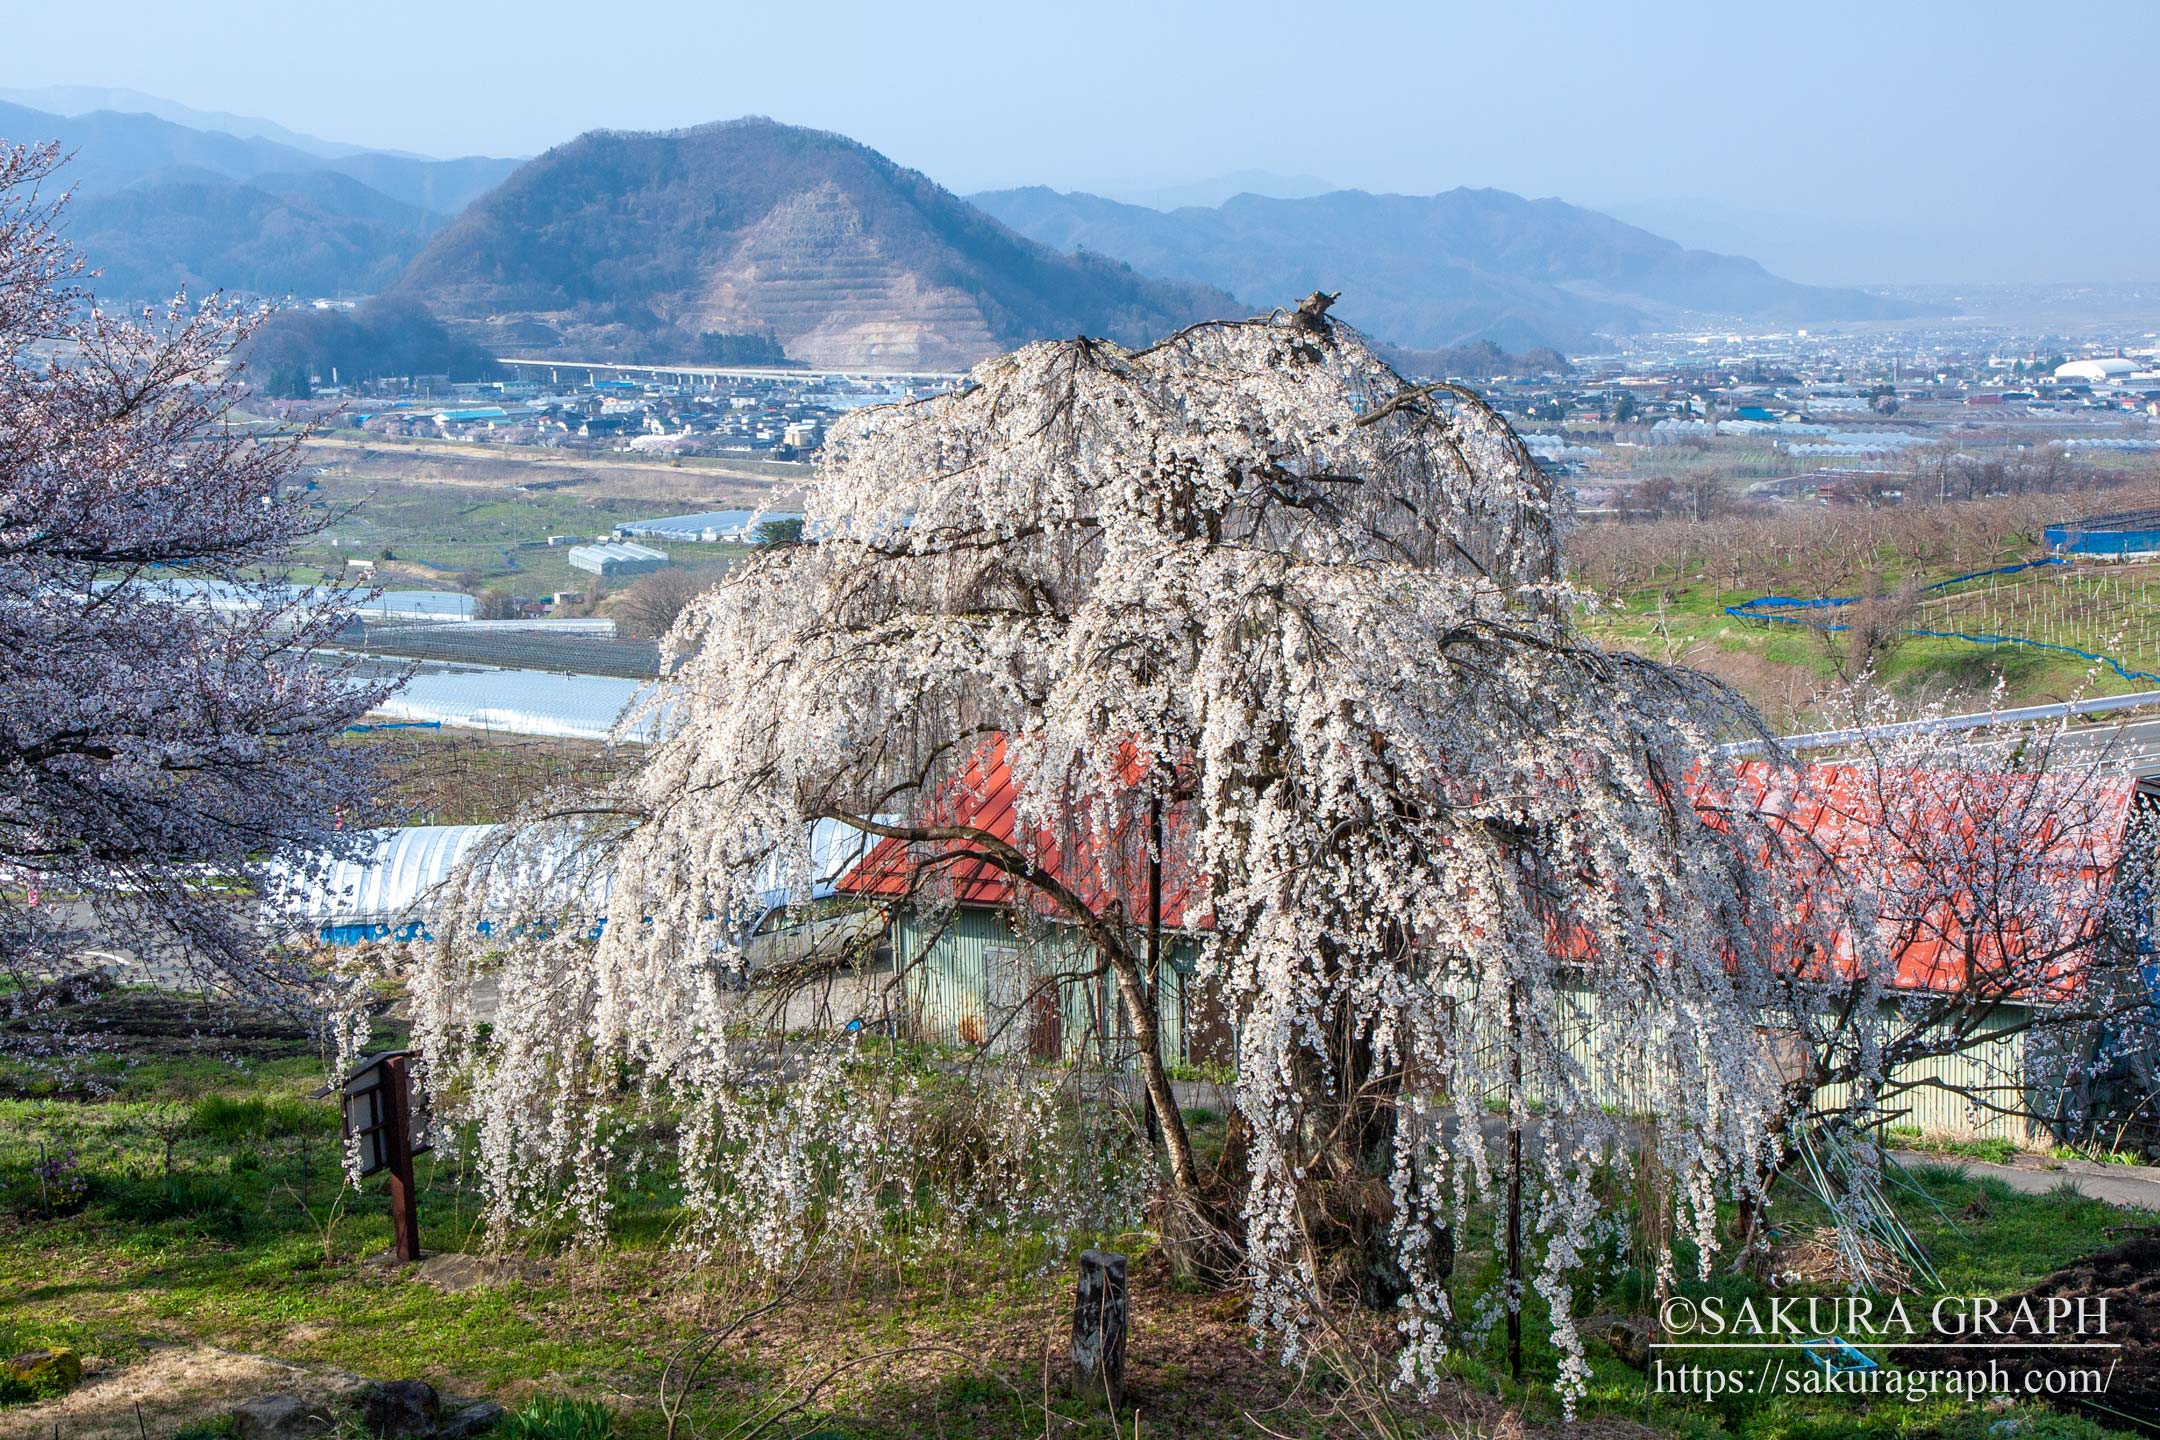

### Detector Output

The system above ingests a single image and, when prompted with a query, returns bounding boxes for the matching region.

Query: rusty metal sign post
[339,1050,430,1262]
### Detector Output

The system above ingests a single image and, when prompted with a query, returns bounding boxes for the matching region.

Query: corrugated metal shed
[1719,760,2137,998]
[841,736,1204,927]
[889,905,1193,1067]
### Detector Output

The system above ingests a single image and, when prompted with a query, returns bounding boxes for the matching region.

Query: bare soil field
[299,433,811,509]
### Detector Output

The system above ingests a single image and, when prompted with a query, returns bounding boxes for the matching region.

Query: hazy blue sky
[7,0,2155,284]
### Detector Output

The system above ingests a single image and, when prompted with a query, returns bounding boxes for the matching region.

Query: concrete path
[1892,1149,2160,1211]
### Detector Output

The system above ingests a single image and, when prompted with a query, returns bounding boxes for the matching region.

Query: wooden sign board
[338,1050,428,1262]
[340,1051,430,1179]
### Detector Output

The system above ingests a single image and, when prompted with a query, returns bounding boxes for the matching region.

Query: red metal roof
[836,736,1205,929]
[839,736,2142,999]
[1708,760,2141,998]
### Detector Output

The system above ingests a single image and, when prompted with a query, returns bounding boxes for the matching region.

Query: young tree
[411,296,1863,1407]
[471,586,520,621]
[751,516,804,547]
[0,142,393,1007]
[1718,683,2160,1258]
[609,566,716,640]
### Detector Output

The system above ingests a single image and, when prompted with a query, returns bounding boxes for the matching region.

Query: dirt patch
[667,1254,1554,1439]
[412,1252,553,1293]
[1892,1234,2160,1424]
[0,1341,367,1440]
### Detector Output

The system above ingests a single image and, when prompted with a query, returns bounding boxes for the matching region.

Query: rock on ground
[3,1347,84,1397]
[0,1341,367,1440]
[232,1393,337,1440]
[361,1378,442,1438]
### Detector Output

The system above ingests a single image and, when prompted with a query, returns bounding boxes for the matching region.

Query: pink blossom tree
[0,142,394,1010]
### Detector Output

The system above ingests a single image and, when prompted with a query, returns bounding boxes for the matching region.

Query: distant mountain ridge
[0,100,516,212]
[1,89,1929,363]
[0,98,519,305]
[66,168,444,302]
[394,117,1240,369]
[0,85,401,159]
[970,185,1925,352]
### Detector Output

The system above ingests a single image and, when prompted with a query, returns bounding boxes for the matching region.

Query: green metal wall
[885,909,2050,1143]
[890,904,1193,1067]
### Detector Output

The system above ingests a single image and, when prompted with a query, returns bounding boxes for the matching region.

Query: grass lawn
[1583,562,2160,722]
[281,473,760,596]
[2,990,2149,1439]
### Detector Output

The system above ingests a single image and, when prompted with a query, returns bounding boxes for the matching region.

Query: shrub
[499,1397,615,1440]
[170,1422,239,1440]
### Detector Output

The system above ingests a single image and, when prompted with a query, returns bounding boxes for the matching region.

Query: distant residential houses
[337,377,854,458]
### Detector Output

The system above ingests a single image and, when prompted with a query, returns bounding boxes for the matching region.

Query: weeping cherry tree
[410,297,1862,1406]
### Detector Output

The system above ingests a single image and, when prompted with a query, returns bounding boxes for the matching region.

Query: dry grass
[1,1342,367,1440]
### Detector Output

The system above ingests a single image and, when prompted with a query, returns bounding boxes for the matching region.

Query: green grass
[1582,548,2160,720]
[1885,1126,2021,1166]
[283,473,757,595]
[4,991,2151,1438]
[1419,1156,2140,1440]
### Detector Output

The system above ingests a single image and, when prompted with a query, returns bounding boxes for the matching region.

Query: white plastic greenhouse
[366,667,662,742]
[265,819,877,946]
[263,824,501,944]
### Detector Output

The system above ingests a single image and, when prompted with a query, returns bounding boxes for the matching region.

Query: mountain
[1099,169,1339,211]
[970,185,1926,352]
[324,152,522,215]
[64,168,444,302]
[0,98,312,194]
[0,85,393,158]
[395,117,1240,370]
[0,98,520,305]
[0,100,517,212]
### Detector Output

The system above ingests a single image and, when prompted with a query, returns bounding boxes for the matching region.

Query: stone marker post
[1071,1248,1128,1408]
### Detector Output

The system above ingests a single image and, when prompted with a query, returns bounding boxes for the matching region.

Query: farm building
[568,540,669,579]
[265,818,877,950]
[617,509,804,544]
[263,824,501,945]
[368,663,658,741]
[829,736,2160,1139]
[1715,760,2156,1141]
[2046,508,2160,558]
[835,738,1209,1068]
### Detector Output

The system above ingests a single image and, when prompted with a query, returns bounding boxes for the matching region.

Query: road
[1892,1150,2160,1211]
[2058,711,2160,776]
